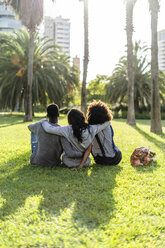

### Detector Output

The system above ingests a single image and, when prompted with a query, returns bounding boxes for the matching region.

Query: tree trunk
[24,29,35,122]
[134,97,139,112]
[150,1,162,133]
[126,1,136,125]
[81,0,89,114]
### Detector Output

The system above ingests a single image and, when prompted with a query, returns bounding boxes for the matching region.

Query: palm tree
[124,0,137,125]
[159,70,165,104]
[148,0,162,132]
[105,56,128,106]
[0,30,79,112]
[105,41,151,111]
[4,0,55,121]
[134,41,151,111]
[80,0,89,114]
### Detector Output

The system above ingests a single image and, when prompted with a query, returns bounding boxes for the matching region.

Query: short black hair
[47,104,59,118]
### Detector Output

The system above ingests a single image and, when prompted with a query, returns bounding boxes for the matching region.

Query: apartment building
[44,16,70,56]
[0,0,21,32]
[158,29,165,71]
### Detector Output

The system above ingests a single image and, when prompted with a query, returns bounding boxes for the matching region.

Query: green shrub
[121,110,127,119]
[59,107,70,114]
[135,111,150,119]
[161,111,165,120]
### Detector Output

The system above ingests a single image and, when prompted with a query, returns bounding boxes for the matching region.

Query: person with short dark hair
[28,104,63,167]
[41,108,110,168]
[87,100,122,165]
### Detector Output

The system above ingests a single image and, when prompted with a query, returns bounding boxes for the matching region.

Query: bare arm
[78,144,92,169]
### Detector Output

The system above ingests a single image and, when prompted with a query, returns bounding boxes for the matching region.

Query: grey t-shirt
[41,120,110,152]
[91,125,116,157]
[41,120,110,167]
[28,121,62,167]
[60,137,91,167]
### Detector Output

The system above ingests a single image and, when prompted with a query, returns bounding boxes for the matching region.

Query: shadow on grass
[129,124,164,173]
[154,132,165,139]
[0,114,44,128]
[0,114,24,127]
[131,124,165,152]
[0,113,66,128]
[131,161,160,173]
[0,152,122,230]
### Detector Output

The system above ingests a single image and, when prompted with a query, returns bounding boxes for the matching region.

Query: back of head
[87,100,113,125]
[67,108,88,142]
[47,104,59,119]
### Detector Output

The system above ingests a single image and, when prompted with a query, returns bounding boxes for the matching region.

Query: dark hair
[87,100,113,125]
[67,108,88,142]
[47,104,59,118]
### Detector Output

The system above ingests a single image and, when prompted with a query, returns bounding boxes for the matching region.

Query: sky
[44,0,165,82]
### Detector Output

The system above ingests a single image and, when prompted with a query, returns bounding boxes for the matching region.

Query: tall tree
[125,0,137,125]
[148,0,162,132]
[80,0,89,114]
[105,41,151,111]
[4,0,55,121]
[0,30,79,112]
[159,71,165,104]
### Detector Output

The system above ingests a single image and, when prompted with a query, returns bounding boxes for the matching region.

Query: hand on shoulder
[39,118,47,123]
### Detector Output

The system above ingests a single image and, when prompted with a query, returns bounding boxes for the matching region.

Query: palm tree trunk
[24,29,35,122]
[126,1,136,125]
[150,1,162,132]
[81,0,89,114]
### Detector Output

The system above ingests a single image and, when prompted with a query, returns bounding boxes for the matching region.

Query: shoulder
[28,121,40,130]
[51,123,61,127]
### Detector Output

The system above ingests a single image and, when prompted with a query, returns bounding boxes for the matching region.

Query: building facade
[73,55,80,70]
[0,0,21,32]
[158,30,165,71]
[44,16,70,56]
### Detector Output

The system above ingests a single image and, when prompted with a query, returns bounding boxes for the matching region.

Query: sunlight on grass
[87,167,93,176]
[0,113,165,247]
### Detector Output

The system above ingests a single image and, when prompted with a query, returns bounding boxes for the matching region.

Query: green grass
[0,113,165,248]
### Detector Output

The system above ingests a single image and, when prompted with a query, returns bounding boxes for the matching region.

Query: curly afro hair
[87,100,113,125]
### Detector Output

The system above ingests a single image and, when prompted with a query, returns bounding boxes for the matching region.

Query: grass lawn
[0,113,165,248]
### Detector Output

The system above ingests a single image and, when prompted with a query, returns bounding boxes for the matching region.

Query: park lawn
[0,113,165,248]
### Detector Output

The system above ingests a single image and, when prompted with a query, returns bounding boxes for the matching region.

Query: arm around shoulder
[94,121,110,134]
[42,120,69,137]
[28,118,46,133]
[28,122,37,133]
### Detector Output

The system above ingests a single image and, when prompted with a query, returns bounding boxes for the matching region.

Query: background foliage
[0,30,79,111]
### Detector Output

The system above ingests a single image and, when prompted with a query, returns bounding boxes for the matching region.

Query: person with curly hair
[87,100,122,165]
[41,108,110,168]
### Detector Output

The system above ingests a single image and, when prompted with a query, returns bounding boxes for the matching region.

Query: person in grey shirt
[41,108,110,168]
[28,104,91,168]
[28,104,63,167]
[87,100,122,165]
